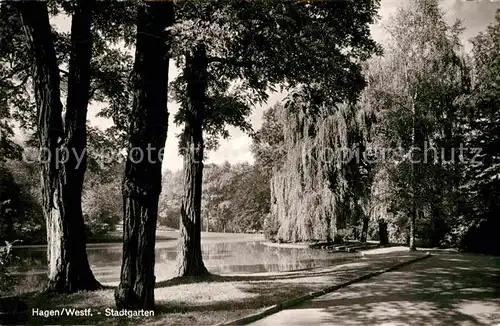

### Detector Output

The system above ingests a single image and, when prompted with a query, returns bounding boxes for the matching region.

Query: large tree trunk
[176,44,209,277]
[18,0,100,293]
[115,2,173,310]
[50,0,101,292]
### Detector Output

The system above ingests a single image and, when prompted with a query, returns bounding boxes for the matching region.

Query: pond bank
[12,231,265,248]
[262,240,387,253]
[16,251,427,326]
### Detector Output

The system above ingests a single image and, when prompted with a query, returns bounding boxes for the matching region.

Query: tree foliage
[268,94,373,242]
[0,159,44,243]
[261,1,499,253]
[159,162,269,234]
[169,0,381,273]
[363,0,471,248]
[457,10,500,254]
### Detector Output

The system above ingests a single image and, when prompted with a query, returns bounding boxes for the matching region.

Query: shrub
[0,240,19,295]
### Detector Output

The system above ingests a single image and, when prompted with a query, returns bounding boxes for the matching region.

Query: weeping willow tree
[269,86,373,242]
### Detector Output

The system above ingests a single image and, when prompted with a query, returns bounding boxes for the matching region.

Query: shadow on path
[154,253,418,288]
[250,252,500,326]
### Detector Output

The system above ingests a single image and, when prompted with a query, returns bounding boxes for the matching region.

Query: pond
[11,232,354,293]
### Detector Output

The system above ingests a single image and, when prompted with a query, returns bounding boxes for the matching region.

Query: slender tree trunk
[18,0,100,293]
[409,143,417,250]
[360,216,369,243]
[115,2,173,310]
[409,206,416,250]
[409,91,417,251]
[378,220,388,246]
[176,44,209,277]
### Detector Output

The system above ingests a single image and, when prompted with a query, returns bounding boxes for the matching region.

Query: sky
[51,0,500,172]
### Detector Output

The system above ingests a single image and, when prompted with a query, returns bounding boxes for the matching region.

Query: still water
[11,232,352,292]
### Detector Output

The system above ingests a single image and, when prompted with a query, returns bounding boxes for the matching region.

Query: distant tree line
[159,162,269,233]
[0,158,270,242]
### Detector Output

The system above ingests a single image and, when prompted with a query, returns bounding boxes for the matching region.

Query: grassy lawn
[15,251,424,326]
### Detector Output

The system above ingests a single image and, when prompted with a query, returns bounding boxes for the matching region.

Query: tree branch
[0,74,30,90]
[206,56,255,68]
[88,81,107,99]
[0,64,30,84]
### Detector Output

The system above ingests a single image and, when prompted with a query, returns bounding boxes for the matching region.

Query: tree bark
[360,216,369,243]
[176,44,209,277]
[0,200,14,239]
[378,220,388,246]
[18,0,100,293]
[115,2,173,310]
[409,206,417,251]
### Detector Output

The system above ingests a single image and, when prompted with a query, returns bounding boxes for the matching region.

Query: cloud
[206,133,255,166]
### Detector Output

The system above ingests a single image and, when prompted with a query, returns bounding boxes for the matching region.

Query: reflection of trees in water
[87,247,121,266]
[11,249,45,272]
[201,242,340,274]
[156,249,176,262]
[153,249,179,282]
[12,270,46,294]
[154,241,339,274]
[257,246,338,273]
[11,242,344,287]
[12,246,124,270]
